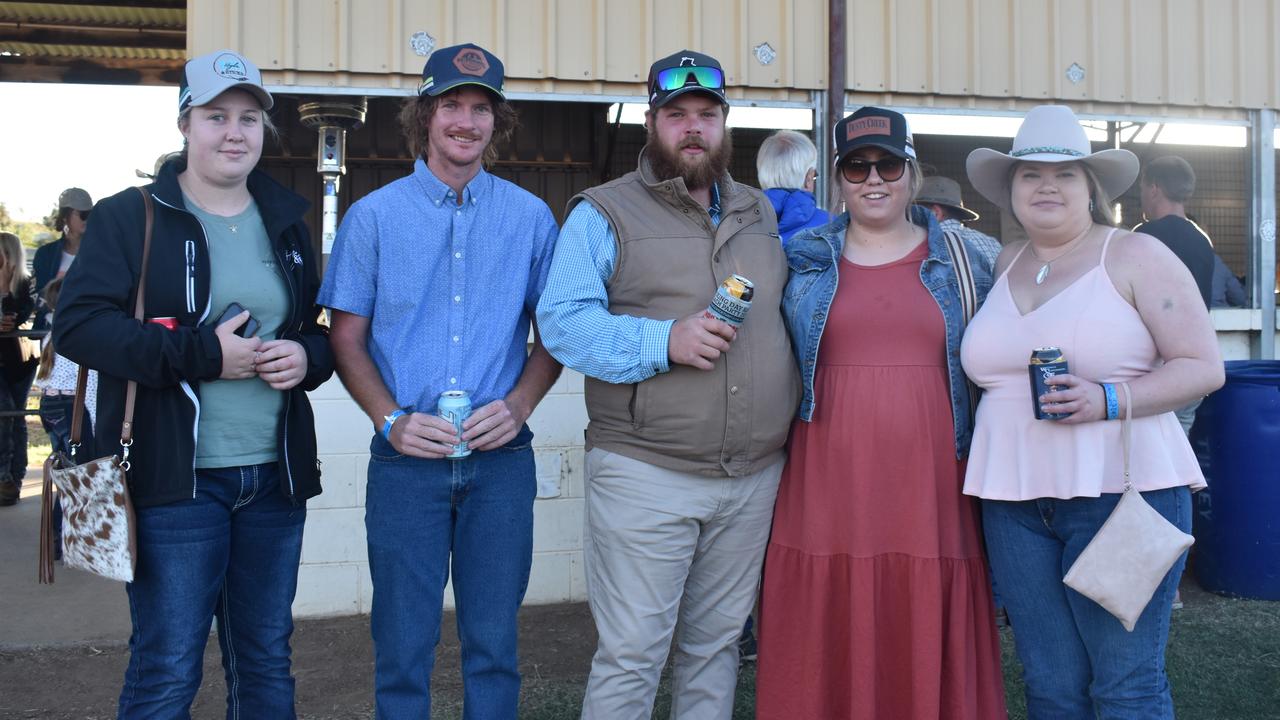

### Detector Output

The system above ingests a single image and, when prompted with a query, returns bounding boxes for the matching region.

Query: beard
[647,125,733,191]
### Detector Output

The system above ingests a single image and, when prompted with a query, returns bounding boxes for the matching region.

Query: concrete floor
[0,470,133,648]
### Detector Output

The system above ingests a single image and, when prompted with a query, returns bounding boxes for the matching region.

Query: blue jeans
[982,486,1192,720]
[0,364,36,486]
[118,463,307,720]
[365,426,535,720]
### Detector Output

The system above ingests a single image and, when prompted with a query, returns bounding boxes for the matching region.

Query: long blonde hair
[36,277,62,381]
[0,232,28,296]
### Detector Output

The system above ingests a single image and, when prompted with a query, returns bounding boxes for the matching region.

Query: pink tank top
[960,229,1206,500]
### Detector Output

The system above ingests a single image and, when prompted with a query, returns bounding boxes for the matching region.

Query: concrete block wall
[294,369,589,618]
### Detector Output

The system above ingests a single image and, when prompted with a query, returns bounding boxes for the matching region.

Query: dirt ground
[0,603,598,719]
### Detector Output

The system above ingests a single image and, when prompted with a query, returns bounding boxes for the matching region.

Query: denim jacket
[781,205,995,458]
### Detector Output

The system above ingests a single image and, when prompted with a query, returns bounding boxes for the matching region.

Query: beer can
[147,317,179,331]
[1028,347,1070,420]
[703,274,755,328]
[437,390,473,458]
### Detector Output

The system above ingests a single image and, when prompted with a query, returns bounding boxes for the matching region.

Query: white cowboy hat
[966,105,1138,214]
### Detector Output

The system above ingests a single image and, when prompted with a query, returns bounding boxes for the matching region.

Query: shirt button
[454,295,461,303]
[730,386,739,395]
[453,336,460,343]
[450,377,457,384]
[454,252,462,259]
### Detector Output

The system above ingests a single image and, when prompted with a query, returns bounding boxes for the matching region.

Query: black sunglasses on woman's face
[840,156,907,184]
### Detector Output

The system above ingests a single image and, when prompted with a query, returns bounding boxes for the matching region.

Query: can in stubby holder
[703,274,754,328]
[437,390,473,458]
[1029,347,1070,420]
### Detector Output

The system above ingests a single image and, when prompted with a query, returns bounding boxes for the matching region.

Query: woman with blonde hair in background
[0,232,37,506]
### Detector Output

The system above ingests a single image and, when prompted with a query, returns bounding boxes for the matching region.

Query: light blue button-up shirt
[319,159,559,410]
[537,186,721,384]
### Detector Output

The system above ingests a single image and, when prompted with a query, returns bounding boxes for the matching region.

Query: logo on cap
[679,57,697,66]
[845,117,891,141]
[453,48,490,77]
[213,53,249,81]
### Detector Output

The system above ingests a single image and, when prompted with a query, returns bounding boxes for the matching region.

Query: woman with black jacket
[0,232,36,506]
[54,50,332,718]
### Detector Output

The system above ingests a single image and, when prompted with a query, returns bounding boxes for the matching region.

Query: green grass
[478,588,1280,719]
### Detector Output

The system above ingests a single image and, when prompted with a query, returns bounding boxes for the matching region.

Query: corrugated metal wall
[843,0,1278,117]
[191,0,1279,112]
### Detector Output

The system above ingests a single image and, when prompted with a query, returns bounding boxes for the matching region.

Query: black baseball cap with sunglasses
[647,50,727,109]
[834,107,916,184]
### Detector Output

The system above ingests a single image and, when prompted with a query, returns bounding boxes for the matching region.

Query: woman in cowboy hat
[757,106,1007,719]
[960,104,1223,719]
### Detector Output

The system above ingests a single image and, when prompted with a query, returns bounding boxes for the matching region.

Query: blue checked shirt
[939,218,1002,268]
[537,187,720,384]
[319,159,558,410]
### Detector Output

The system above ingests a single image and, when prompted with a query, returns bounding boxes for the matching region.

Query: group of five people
[51,43,1223,719]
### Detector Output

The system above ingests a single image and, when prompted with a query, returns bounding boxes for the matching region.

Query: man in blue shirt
[320,44,560,718]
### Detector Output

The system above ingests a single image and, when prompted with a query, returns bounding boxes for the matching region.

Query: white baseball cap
[179,49,273,113]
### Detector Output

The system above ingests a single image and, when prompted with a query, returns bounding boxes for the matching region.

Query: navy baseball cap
[647,50,727,109]
[418,43,505,100]
[834,106,916,165]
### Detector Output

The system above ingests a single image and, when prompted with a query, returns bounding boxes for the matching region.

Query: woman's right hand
[215,310,263,379]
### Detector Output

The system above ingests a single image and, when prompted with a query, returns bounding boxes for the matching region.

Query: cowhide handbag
[39,187,153,584]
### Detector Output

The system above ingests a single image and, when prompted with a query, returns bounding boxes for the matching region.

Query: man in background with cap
[321,43,560,718]
[916,175,1001,267]
[1134,155,1215,434]
[538,49,799,719]
[32,187,92,330]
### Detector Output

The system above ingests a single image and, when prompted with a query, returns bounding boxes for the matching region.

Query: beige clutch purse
[1062,383,1194,632]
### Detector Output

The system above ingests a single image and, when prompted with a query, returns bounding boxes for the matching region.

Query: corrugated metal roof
[0,1,186,83]
[0,42,184,60]
[0,3,184,30]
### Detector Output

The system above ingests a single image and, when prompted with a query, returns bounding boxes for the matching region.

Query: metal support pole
[813,90,830,212]
[1248,108,1276,358]
[827,0,846,212]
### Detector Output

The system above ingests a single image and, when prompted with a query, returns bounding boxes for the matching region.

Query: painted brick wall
[294,369,588,617]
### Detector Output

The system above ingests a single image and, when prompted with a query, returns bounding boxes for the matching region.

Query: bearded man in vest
[537,50,800,720]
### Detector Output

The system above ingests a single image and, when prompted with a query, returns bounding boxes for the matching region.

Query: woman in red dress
[756,107,1007,719]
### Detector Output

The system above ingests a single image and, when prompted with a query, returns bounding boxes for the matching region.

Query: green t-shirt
[186,196,289,469]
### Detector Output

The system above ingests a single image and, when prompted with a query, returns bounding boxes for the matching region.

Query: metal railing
[0,328,50,419]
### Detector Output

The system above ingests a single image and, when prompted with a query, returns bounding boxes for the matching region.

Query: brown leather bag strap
[67,365,89,454]
[120,187,154,446]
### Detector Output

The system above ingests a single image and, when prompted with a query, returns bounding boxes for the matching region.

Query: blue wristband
[382,409,408,441]
[1102,383,1119,421]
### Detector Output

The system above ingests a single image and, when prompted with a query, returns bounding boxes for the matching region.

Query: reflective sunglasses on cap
[840,156,907,184]
[653,65,725,92]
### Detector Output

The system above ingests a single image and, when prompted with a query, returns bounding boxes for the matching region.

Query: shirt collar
[413,157,490,208]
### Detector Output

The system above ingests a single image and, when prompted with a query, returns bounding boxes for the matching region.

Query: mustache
[677,138,708,151]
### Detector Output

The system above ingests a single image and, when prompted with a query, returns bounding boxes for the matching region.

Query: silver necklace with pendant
[1028,231,1091,285]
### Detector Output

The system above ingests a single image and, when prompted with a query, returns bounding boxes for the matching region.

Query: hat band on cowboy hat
[965,104,1138,215]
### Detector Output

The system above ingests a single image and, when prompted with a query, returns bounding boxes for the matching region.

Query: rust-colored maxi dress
[756,244,1006,720]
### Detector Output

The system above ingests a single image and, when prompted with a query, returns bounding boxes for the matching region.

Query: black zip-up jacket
[54,159,333,508]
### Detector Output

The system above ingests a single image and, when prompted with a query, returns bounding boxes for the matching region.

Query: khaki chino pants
[580,448,783,720]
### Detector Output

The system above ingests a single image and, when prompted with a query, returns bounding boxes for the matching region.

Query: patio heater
[298,98,368,255]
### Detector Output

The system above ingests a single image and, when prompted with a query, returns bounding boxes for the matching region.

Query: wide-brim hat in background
[180,49,274,112]
[833,106,916,166]
[916,176,980,222]
[966,104,1138,214]
[418,43,506,100]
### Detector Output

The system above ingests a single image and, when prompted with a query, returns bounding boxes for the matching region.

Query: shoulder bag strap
[1120,382,1134,492]
[942,229,978,326]
[68,187,152,459]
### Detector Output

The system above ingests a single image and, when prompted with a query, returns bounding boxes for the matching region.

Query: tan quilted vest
[571,149,800,477]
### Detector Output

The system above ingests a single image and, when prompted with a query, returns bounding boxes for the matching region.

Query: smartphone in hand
[214,302,260,338]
